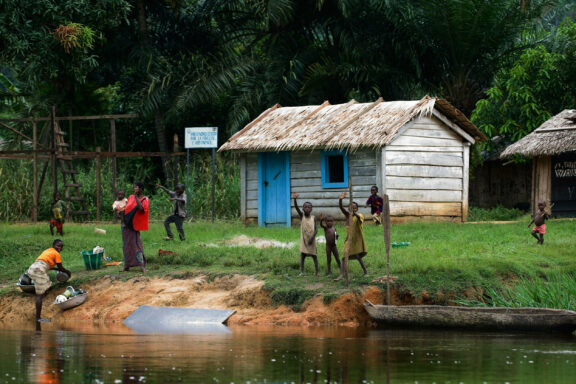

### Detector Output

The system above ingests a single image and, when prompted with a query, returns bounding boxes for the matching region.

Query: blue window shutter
[321,150,348,188]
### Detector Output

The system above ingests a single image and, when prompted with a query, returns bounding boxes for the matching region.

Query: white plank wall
[386,116,464,220]
[242,116,470,222]
[245,153,259,218]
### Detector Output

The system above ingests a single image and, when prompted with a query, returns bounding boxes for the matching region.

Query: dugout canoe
[364,301,576,333]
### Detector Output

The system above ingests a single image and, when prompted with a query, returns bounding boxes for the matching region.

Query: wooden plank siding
[241,116,471,223]
[531,156,552,212]
[385,117,465,221]
[290,150,377,219]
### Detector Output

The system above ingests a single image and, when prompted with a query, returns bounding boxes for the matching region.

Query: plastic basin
[81,250,103,270]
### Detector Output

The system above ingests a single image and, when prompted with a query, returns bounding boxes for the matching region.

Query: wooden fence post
[32,121,38,222]
[96,146,101,221]
[110,119,117,194]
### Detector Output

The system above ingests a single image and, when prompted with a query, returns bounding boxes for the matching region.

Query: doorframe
[257,152,291,227]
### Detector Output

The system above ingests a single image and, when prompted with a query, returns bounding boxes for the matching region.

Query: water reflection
[1,323,576,383]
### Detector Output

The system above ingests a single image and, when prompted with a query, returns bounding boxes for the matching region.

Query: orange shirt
[36,248,62,268]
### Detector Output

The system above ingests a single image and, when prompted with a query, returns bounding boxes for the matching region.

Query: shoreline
[0,273,391,329]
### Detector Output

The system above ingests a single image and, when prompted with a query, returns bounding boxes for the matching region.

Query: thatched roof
[219,96,485,152]
[501,110,576,158]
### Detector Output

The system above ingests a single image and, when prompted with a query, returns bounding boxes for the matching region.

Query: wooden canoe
[364,301,576,333]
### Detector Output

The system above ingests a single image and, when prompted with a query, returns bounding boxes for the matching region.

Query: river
[1,323,575,383]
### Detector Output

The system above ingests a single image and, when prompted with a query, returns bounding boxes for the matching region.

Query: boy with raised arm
[156,183,187,241]
[528,200,551,245]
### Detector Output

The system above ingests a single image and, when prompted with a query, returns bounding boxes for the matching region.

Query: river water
[0,323,575,384]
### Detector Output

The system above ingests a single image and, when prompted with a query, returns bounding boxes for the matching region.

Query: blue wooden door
[258,152,290,227]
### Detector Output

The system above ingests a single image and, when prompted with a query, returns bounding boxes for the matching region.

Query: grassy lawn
[1,217,575,307]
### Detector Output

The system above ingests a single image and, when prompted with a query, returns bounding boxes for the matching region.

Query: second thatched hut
[501,109,576,217]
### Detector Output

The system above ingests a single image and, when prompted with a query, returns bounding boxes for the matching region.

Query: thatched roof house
[220,96,486,226]
[501,109,576,217]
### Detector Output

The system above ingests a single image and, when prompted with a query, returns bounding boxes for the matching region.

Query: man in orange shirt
[27,239,71,322]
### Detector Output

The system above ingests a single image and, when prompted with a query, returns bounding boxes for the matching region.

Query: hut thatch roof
[501,110,576,158]
[219,96,485,152]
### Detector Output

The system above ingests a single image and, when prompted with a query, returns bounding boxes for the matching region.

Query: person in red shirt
[27,239,71,322]
[122,181,149,273]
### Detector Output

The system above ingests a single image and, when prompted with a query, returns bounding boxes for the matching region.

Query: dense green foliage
[0,0,575,210]
[1,219,575,308]
[0,153,240,222]
[472,19,576,151]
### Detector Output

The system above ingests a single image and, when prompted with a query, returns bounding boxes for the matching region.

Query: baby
[112,190,127,222]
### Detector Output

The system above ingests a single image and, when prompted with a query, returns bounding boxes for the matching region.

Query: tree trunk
[155,111,169,181]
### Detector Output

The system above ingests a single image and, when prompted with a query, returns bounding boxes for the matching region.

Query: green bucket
[81,250,103,270]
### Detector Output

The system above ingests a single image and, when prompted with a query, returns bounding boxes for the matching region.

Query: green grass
[468,205,526,221]
[1,217,575,308]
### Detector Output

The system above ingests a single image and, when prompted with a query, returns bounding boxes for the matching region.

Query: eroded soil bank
[0,274,464,328]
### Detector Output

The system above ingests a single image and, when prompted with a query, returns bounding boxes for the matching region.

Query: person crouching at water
[122,182,149,273]
[293,192,319,277]
[27,239,71,322]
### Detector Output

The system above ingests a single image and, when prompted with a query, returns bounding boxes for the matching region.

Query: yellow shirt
[36,248,62,268]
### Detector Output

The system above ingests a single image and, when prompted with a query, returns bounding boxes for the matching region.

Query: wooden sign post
[382,194,391,304]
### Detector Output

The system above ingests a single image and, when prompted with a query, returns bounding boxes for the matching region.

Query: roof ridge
[324,98,384,149]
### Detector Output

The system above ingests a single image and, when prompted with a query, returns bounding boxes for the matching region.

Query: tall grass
[460,273,576,310]
[0,154,240,222]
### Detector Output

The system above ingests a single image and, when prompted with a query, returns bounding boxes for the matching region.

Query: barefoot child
[528,200,550,245]
[319,213,341,275]
[156,183,187,241]
[293,192,318,276]
[365,185,384,225]
[335,191,368,280]
[50,192,66,236]
[112,189,127,223]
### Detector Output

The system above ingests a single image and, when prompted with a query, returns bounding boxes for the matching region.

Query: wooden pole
[382,194,391,304]
[110,119,117,194]
[32,121,38,222]
[346,170,353,285]
[96,146,101,221]
[51,106,57,195]
[173,133,178,186]
[340,156,354,286]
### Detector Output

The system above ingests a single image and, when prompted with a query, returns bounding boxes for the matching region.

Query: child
[292,192,318,277]
[112,189,127,223]
[50,192,66,236]
[156,183,187,241]
[335,191,368,281]
[528,200,550,245]
[319,213,341,276]
[365,185,384,225]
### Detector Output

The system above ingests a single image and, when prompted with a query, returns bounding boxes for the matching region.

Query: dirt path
[0,274,385,327]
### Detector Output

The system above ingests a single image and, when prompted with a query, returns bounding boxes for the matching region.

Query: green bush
[269,287,315,309]
[469,206,526,221]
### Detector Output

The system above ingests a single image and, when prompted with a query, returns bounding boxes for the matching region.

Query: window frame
[320,150,349,189]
